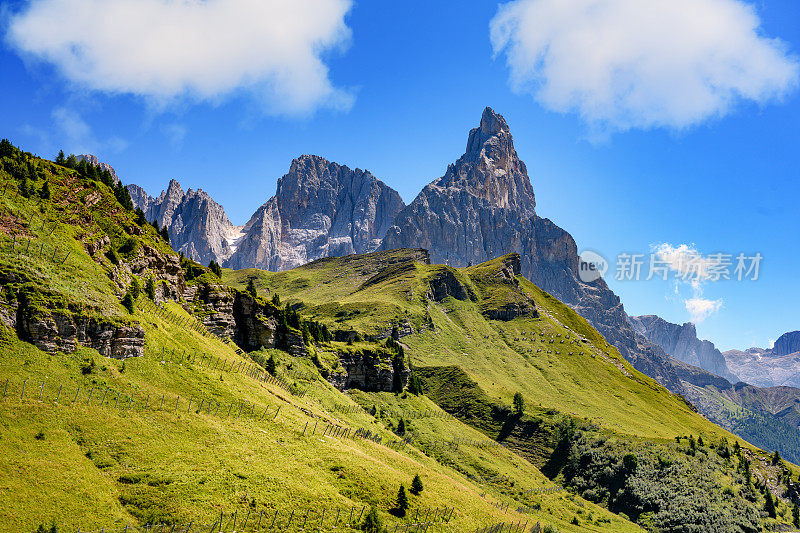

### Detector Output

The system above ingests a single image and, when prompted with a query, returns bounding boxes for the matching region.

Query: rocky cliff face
[773,331,800,357]
[77,154,120,184]
[225,155,405,271]
[326,347,409,392]
[381,107,681,391]
[127,179,242,266]
[629,315,738,383]
[183,281,307,356]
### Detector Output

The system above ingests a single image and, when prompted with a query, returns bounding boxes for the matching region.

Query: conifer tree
[765,490,777,518]
[121,292,135,314]
[411,474,424,495]
[265,354,277,376]
[247,278,258,298]
[513,392,525,416]
[145,277,156,300]
[397,418,406,436]
[396,485,409,517]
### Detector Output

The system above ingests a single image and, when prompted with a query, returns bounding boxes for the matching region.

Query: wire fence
[0,375,413,453]
[475,520,538,533]
[29,504,455,532]
[138,299,303,398]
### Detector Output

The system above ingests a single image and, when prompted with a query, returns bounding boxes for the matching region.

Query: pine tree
[272,293,281,307]
[407,373,423,395]
[396,485,409,516]
[265,354,277,376]
[772,450,782,465]
[397,418,406,436]
[411,474,424,495]
[793,501,799,527]
[145,277,156,300]
[159,226,170,243]
[130,278,141,300]
[135,208,148,226]
[121,292,135,314]
[208,260,222,278]
[697,435,704,447]
[55,150,65,165]
[513,392,525,416]
[247,278,258,298]
[765,490,777,518]
[39,182,51,199]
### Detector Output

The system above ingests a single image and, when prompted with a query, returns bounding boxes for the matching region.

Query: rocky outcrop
[225,155,405,271]
[184,282,307,356]
[629,315,738,383]
[327,348,409,392]
[381,108,679,390]
[124,244,185,301]
[773,331,800,357]
[0,270,145,358]
[77,154,120,185]
[127,179,242,266]
[426,267,474,302]
[17,313,144,358]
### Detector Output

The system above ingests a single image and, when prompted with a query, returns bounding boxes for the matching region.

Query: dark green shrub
[122,292,135,313]
[361,506,383,532]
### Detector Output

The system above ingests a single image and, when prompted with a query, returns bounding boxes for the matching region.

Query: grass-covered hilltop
[1,140,799,533]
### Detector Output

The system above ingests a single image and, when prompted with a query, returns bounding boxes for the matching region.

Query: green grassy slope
[224,250,800,531]
[0,146,640,532]
[225,252,725,442]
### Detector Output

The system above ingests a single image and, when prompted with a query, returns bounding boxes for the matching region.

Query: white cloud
[652,243,724,322]
[7,0,354,115]
[490,0,799,132]
[685,297,723,323]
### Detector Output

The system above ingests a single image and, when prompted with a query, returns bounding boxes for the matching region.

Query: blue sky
[1,0,798,351]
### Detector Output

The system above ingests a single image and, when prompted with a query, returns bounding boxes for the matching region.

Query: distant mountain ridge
[724,331,800,388]
[127,179,242,266]
[225,154,405,271]
[629,314,738,383]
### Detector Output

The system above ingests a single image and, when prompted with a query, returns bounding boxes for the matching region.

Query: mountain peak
[480,107,509,135]
[466,107,510,155]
